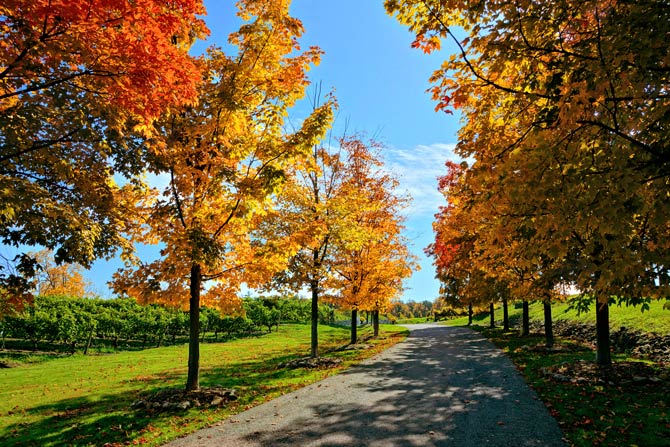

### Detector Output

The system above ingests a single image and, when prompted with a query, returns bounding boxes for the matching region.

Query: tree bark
[310,279,319,358]
[543,299,554,348]
[372,310,379,337]
[595,299,612,366]
[84,328,94,355]
[467,303,473,326]
[522,300,530,336]
[350,309,358,345]
[502,297,509,331]
[489,302,495,328]
[186,263,201,391]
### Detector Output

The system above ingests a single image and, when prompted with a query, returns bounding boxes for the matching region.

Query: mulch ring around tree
[279,357,343,369]
[540,359,670,387]
[131,387,237,412]
[0,360,17,368]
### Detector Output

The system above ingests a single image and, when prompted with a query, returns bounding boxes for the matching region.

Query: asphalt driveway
[164,324,566,447]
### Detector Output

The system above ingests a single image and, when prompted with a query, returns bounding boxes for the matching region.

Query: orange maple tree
[1,0,207,124]
[0,0,208,310]
[328,137,416,343]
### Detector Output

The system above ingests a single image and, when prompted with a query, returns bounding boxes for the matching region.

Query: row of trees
[1,295,338,353]
[2,0,416,390]
[388,300,436,320]
[387,0,670,365]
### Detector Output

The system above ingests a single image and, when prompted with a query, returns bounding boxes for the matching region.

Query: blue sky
[99,0,461,301]
[282,0,462,301]
[23,0,463,302]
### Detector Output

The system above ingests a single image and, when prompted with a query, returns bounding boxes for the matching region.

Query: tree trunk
[522,300,530,336]
[373,310,379,337]
[596,299,612,366]
[84,329,94,355]
[502,298,509,331]
[310,279,319,358]
[467,303,473,326]
[543,299,554,348]
[186,263,201,391]
[489,302,495,328]
[350,309,358,344]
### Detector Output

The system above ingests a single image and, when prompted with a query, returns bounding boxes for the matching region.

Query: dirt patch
[338,343,372,351]
[519,343,591,354]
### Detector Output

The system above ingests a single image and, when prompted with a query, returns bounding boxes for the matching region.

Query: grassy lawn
[0,323,408,446]
[459,323,670,447]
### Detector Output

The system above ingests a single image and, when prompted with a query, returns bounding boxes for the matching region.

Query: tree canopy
[0,0,209,306]
[388,0,670,364]
[111,0,334,390]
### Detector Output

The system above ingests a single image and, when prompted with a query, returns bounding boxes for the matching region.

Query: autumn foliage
[1,0,208,123]
[111,0,334,390]
[0,0,209,309]
[327,137,416,341]
[389,0,670,364]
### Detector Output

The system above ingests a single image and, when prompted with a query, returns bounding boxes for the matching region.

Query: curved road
[165,324,566,447]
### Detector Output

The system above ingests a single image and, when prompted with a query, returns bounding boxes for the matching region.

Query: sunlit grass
[0,323,408,446]
[446,299,670,335]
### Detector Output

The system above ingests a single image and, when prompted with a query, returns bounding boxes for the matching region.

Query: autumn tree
[426,162,492,326]
[328,137,416,343]
[387,0,670,365]
[29,249,91,298]
[112,0,334,390]
[0,0,208,308]
[263,131,349,358]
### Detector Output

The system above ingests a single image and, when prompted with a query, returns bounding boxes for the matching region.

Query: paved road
[165,324,566,447]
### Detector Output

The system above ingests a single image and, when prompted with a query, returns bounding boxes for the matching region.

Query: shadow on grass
[471,325,670,447]
[1,351,338,446]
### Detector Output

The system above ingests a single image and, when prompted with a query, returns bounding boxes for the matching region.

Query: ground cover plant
[452,316,670,447]
[0,323,408,446]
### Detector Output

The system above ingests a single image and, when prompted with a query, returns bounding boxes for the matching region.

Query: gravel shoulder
[164,324,566,447]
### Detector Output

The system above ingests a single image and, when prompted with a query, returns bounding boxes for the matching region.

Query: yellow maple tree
[112,0,334,391]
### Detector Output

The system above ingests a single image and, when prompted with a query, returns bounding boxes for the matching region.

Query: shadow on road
[225,325,565,447]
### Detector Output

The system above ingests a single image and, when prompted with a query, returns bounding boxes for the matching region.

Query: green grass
[446,299,670,335]
[468,324,670,447]
[0,323,408,446]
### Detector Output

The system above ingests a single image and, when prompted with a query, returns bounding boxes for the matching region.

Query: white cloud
[383,143,459,218]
